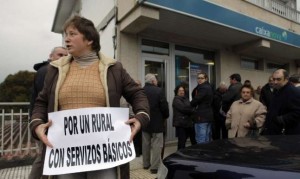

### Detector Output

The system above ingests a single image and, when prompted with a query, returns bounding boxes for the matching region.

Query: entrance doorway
[143,57,167,94]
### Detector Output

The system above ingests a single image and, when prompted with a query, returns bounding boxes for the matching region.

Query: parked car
[158,135,300,179]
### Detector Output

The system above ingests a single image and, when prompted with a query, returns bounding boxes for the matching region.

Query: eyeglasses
[197,77,205,80]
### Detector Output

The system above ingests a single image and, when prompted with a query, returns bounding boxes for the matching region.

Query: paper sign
[43,107,135,175]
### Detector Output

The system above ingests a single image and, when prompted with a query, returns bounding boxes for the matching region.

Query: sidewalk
[0,144,177,179]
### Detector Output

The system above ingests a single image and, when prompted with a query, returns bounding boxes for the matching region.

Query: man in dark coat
[29,46,67,115]
[222,73,242,113]
[289,74,300,88]
[142,73,169,174]
[28,46,67,179]
[212,82,228,140]
[263,69,300,135]
[259,76,276,109]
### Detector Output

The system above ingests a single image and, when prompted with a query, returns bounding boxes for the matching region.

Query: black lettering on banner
[66,148,70,167]
[49,149,54,168]
[64,116,78,135]
[103,143,108,163]
[101,114,107,131]
[48,148,64,168]
[122,141,128,158]
[107,142,113,162]
[112,142,116,161]
[68,145,100,166]
[71,147,75,166]
[80,145,86,165]
[92,145,97,163]
[91,114,97,132]
[75,145,80,166]
[91,113,115,132]
[64,117,68,135]
[96,144,101,163]
[79,115,90,134]
[118,142,123,160]
[127,141,132,157]
[106,114,114,131]
[87,145,92,164]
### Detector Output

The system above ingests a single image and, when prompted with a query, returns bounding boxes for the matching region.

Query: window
[240,56,263,70]
[141,39,169,55]
[266,62,289,72]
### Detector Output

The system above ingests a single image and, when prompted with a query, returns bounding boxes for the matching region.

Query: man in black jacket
[142,73,169,174]
[29,46,67,115]
[289,74,300,88]
[28,46,67,179]
[259,76,275,110]
[222,73,242,113]
[263,69,300,135]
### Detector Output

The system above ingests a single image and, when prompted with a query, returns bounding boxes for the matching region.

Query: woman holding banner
[29,15,150,179]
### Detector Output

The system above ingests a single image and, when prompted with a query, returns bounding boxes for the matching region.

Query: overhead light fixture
[206,61,214,65]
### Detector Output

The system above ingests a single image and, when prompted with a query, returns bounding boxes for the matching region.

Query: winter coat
[172,95,194,128]
[225,98,266,138]
[29,52,150,179]
[222,82,242,113]
[263,83,300,135]
[190,81,214,123]
[29,60,49,116]
[259,83,275,109]
[143,83,169,133]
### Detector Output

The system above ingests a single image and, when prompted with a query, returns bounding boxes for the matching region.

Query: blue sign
[143,0,300,47]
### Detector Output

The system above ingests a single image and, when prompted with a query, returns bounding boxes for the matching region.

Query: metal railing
[0,102,39,157]
[246,0,300,24]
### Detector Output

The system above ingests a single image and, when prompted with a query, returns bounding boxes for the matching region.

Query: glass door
[143,58,167,94]
[175,55,209,100]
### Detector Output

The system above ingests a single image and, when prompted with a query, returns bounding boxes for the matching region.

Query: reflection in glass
[145,61,166,91]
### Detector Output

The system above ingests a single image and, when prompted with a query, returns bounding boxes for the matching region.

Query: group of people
[28,14,300,179]
[172,69,300,150]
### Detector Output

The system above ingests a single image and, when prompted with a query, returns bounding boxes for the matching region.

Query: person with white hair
[212,81,228,140]
[142,73,169,174]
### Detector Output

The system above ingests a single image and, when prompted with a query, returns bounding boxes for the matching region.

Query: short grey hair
[219,81,227,88]
[51,46,67,54]
[145,73,156,84]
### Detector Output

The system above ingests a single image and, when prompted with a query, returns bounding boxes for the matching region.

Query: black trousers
[176,126,196,150]
[134,130,142,156]
[212,114,228,140]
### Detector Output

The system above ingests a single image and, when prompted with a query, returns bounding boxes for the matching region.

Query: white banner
[43,107,135,175]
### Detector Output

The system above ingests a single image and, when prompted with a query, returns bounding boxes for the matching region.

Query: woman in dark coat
[172,85,196,149]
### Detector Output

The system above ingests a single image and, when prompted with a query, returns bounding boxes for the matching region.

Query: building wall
[219,49,271,88]
[218,48,298,89]
[117,31,141,81]
[80,0,144,71]
[81,0,115,26]
[99,19,116,59]
[209,0,300,34]
[80,0,116,59]
[117,0,137,21]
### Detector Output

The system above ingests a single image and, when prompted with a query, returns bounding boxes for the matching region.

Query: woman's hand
[35,120,53,148]
[125,118,141,142]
